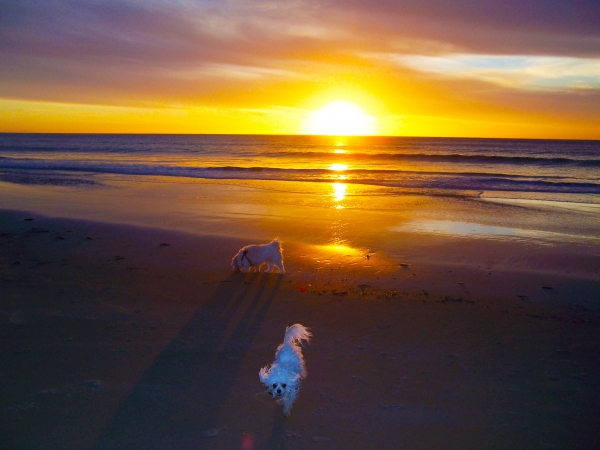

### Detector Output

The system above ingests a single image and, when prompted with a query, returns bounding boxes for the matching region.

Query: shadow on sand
[93,272,282,450]
[266,408,289,450]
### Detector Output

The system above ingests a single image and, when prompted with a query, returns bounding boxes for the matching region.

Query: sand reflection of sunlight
[320,243,363,256]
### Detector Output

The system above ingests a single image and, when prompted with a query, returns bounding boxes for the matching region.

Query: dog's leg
[266,263,274,273]
[275,254,285,273]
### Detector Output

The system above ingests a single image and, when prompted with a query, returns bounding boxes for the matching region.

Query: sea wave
[1,159,599,194]
[3,149,598,167]
[1,134,599,195]
[272,151,600,167]
[3,134,600,168]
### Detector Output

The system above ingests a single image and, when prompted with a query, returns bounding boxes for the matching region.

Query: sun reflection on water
[332,182,347,203]
[330,163,348,171]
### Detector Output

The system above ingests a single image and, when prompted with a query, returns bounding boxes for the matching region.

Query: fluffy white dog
[231,238,285,273]
[259,324,311,416]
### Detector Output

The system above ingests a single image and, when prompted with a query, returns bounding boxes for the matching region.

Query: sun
[303,101,377,136]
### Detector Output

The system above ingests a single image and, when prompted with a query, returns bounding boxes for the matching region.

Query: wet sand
[1,177,600,449]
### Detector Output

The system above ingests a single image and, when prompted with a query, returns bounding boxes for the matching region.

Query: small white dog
[259,324,311,416]
[231,238,285,273]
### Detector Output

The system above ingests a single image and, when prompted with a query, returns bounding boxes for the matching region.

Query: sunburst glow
[304,101,377,136]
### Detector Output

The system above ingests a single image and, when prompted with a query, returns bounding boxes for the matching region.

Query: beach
[1,174,600,449]
[3,0,600,445]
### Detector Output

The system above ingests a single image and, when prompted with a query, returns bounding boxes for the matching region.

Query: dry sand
[1,177,600,449]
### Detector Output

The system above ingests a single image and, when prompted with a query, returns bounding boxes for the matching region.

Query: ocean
[1,133,599,280]
[0,133,599,201]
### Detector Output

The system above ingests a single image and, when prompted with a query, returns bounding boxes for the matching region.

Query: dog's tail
[284,324,311,346]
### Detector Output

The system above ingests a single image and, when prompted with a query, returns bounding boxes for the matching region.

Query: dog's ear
[259,366,271,383]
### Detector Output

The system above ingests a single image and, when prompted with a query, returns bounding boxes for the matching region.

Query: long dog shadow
[266,409,288,450]
[93,272,282,450]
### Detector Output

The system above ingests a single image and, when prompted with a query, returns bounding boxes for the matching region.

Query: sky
[1,0,599,138]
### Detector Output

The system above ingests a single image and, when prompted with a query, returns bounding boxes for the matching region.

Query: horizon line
[1,132,598,142]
